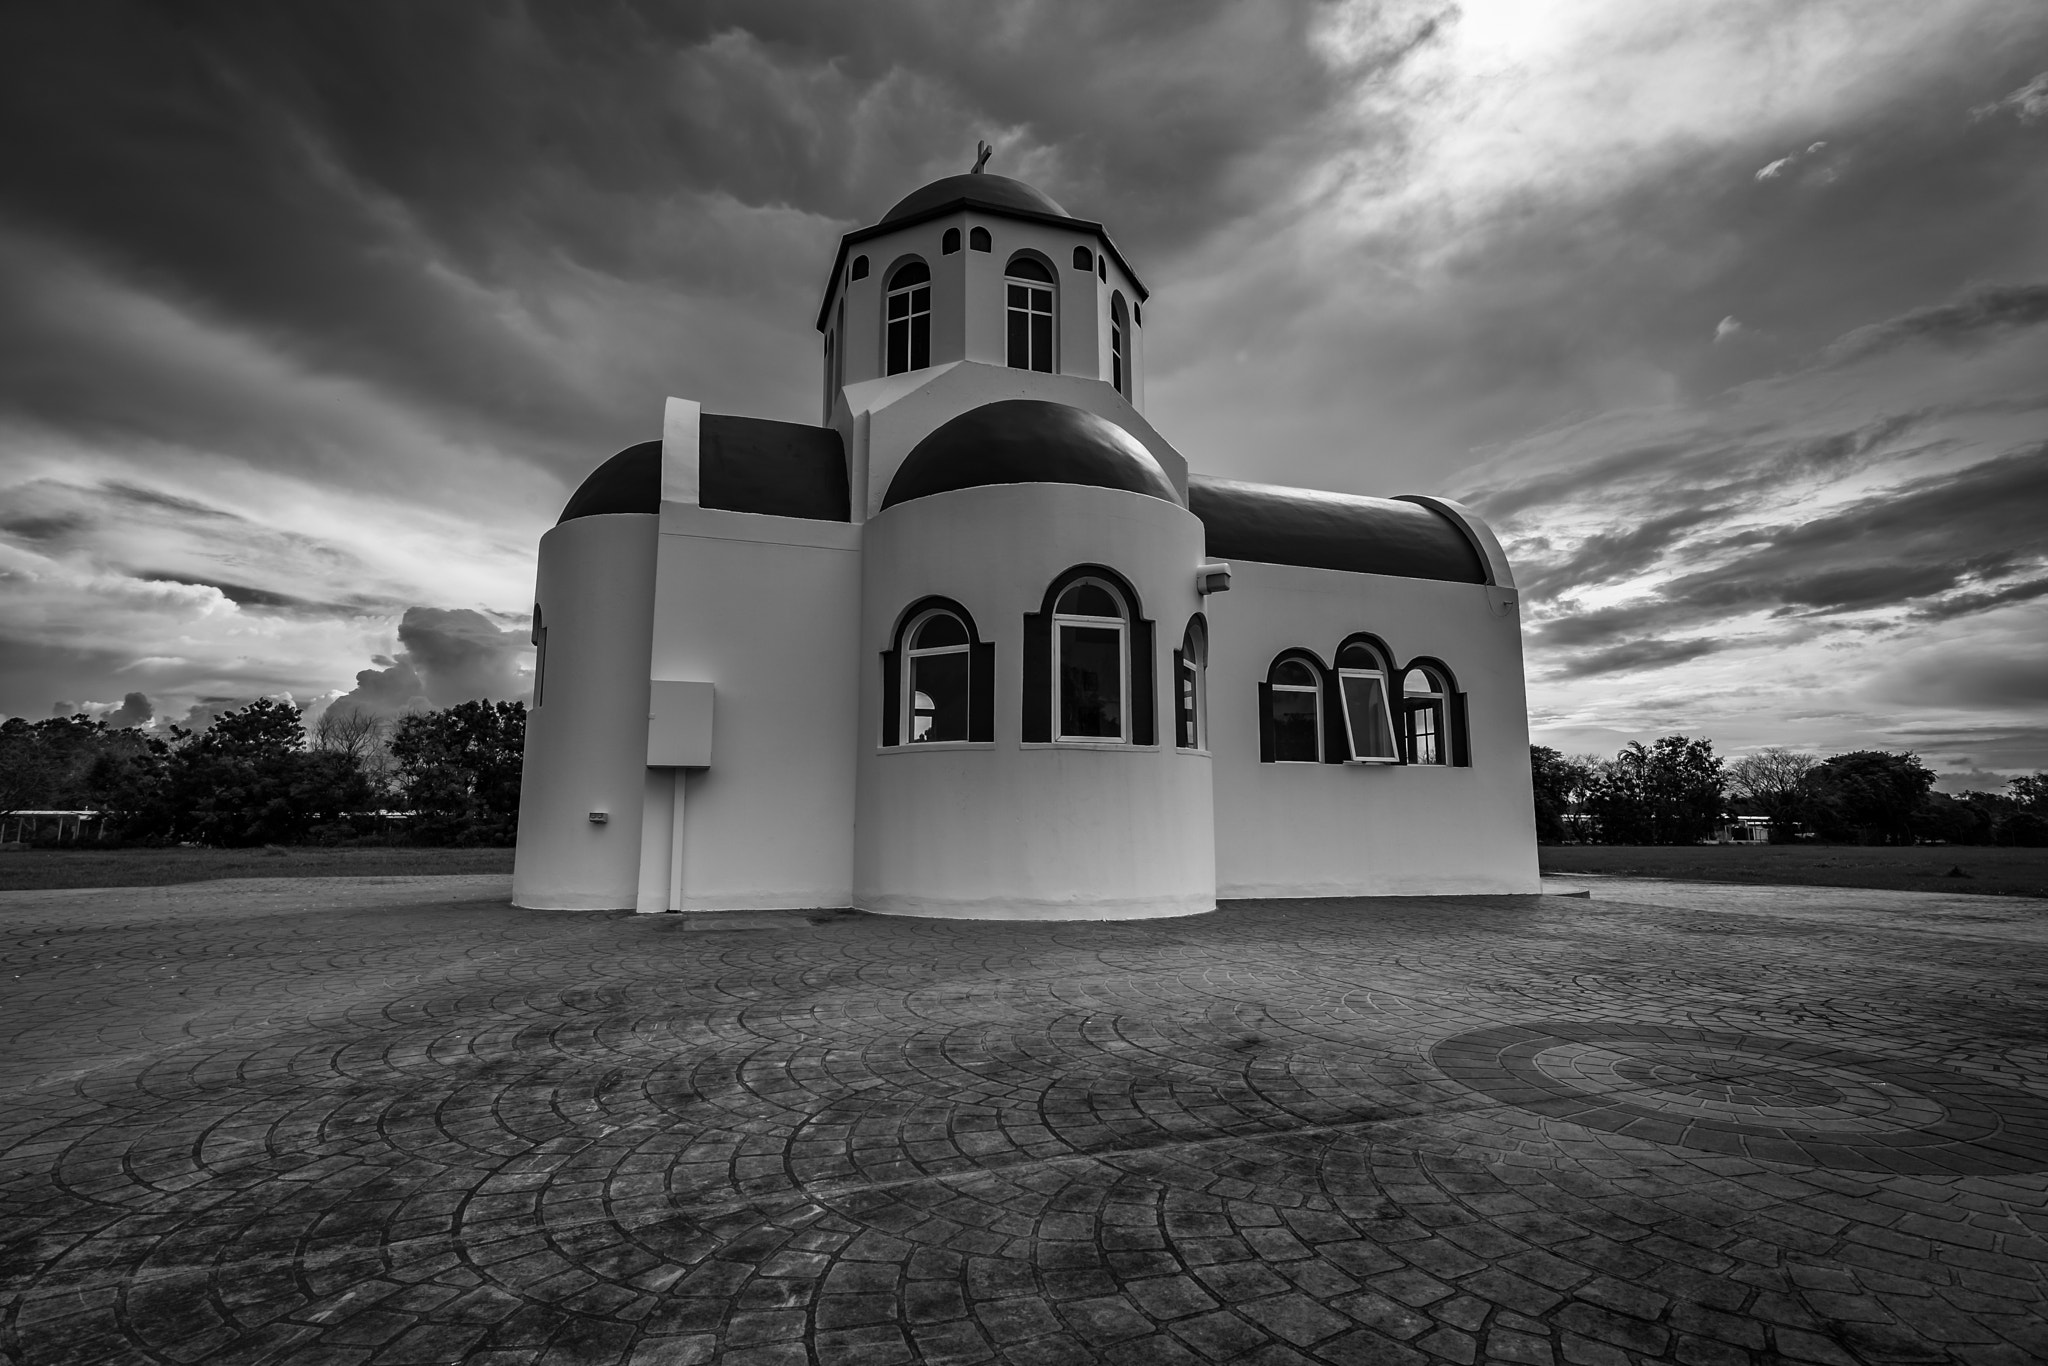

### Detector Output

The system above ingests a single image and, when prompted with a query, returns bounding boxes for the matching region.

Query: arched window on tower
[885,260,932,374]
[880,599,994,746]
[1175,615,1207,750]
[1110,292,1130,398]
[942,227,961,254]
[1335,638,1399,763]
[969,226,991,252]
[1022,567,1156,745]
[1005,255,1055,372]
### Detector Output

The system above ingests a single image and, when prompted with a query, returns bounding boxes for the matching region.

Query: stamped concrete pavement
[2,875,2045,1366]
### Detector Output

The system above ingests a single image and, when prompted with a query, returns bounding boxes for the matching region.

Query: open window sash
[1338,670,1399,762]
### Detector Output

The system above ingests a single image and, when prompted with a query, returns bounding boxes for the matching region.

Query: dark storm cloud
[132,574,370,617]
[1823,283,2048,364]
[0,0,1399,484]
[1515,503,1731,600]
[1545,636,1724,679]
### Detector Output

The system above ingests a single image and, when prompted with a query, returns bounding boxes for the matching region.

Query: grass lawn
[1541,843,2048,898]
[0,845,515,891]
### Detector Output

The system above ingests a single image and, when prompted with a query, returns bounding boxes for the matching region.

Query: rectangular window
[910,651,970,743]
[1406,703,1442,765]
[1007,283,1054,371]
[1270,689,1319,762]
[887,285,930,374]
[1340,671,1399,761]
[1057,623,1123,739]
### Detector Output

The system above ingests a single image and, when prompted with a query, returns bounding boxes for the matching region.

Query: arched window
[850,255,870,281]
[1005,256,1055,372]
[1054,578,1125,740]
[1261,654,1323,763]
[969,226,991,252]
[1175,616,1207,750]
[1110,292,1130,397]
[885,260,931,375]
[1072,245,1093,271]
[531,604,546,708]
[1097,256,1106,281]
[1133,301,1143,326]
[1335,638,1399,763]
[1022,566,1156,745]
[881,598,993,746]
[906,610,970,743]
[942,227,961,254]
[1402,665,1449,765]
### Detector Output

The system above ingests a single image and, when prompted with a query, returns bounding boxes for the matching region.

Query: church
[512,160,1539,918]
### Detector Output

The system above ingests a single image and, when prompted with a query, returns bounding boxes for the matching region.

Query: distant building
[513,165,1538,917]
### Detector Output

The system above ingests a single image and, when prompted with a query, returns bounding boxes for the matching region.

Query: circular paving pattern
[1431,1021,2048,1174]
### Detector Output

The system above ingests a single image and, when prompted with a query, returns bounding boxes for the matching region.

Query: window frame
[1110,292,1130,397]
[1265,654,1324,764]
[1175,615,1208,752]
[1051,577,1129,744]
[884,259,932,375]
[880,596,995,749]
[902,608,973,745]
[1334,638,1401,764]
[1401,665,1449,766]
[1004,254,1056,373]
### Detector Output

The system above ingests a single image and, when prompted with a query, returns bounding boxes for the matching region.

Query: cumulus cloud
[1713,316,1744,342]
[329,607,531,719]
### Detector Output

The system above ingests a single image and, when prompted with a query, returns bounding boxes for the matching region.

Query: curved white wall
[855,482,1214,919]
[512,513,658,910]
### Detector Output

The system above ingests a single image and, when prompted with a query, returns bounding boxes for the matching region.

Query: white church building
[512,164,1538,918]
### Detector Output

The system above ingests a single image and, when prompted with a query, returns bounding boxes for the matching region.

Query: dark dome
[558,440,660,523]
[1189,476,1487,584]
[883,400,1178,511]
[881,173,1070,225]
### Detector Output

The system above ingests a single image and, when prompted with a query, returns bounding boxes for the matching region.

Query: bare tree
[1727,747,1818,837]
[313,707,381,760]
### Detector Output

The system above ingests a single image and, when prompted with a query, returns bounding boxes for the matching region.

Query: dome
[1188,476,1487,584]
[558,440,660,523]
[882,400,1178,511]
[881,173,1070,225]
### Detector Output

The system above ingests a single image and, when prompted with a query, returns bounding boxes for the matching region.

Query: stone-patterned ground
[2,876,2045,1366]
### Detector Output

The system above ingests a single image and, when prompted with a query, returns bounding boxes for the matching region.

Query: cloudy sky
[2,1,2045,784]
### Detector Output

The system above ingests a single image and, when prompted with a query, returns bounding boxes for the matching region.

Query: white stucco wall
[1205,559,1541,898]
[641,503,864,912]
[512,513,659,910]
[855,482,1214,919]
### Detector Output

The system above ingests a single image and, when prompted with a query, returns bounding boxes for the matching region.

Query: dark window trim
[881,596,994,746]
[1260,648,1330,764]
[531,604,545,708]
[1175,612,1207,750]
[1399,655,1469,767]
[1022,564,1154,746]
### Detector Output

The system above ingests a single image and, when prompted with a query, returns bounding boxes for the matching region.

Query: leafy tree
[0,717,59,820]
[1726,747,1818,841]
[390,700,525,845]
[1584,735,1725,844]
[1799,750,1934,845]
[1529,746,1597,843]
[2002,772,2047,847]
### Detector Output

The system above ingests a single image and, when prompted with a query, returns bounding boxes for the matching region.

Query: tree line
[0,698,526,847]
[1531,738,2048,846]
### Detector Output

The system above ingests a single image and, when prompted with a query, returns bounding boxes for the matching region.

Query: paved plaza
[3,877,2046,1366]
